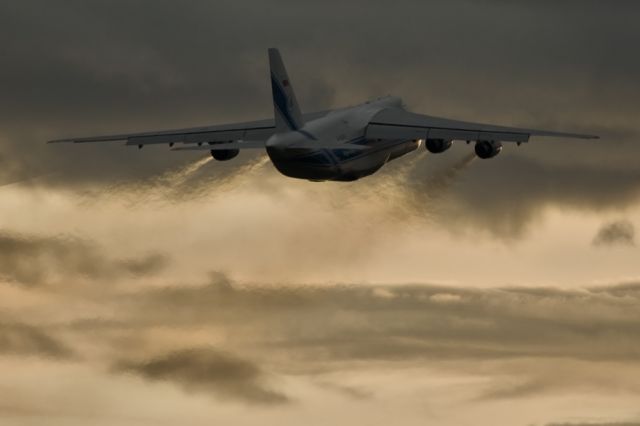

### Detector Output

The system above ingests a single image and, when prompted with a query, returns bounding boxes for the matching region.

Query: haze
[1,1,639,425]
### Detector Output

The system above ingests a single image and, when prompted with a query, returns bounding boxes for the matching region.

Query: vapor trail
[155,156,214,188]
[92,156,213,205]
[343,151,425,208]
[392,152,476,222]
[420,153,476,200]
[81,153,273,207]
[0,172,57,189]
[172,154,271,202]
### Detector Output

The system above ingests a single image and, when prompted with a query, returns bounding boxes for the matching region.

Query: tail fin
[269,48,304,133]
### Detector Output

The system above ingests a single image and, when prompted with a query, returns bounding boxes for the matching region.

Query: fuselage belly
[266,96,419,181]
[267,139,418,181]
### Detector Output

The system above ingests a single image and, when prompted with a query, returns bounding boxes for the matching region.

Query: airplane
[49,48,598,182]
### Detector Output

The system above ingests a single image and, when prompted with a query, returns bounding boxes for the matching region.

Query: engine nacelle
[425,138,453,154]
[474,140,503,159]
[210,149,240,161]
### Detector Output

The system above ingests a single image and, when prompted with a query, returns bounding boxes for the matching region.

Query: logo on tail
[269,48,305,133]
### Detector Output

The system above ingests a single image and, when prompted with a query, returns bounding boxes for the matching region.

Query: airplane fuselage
[266,96,419,181]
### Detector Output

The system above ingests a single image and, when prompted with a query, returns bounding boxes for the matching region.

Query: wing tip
[534,132,600,140]
[576,134,600,140]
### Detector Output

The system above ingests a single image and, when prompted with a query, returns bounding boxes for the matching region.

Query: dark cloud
[124,276,640,360]
[120,254,168,277]
[478,378,551,400]
[593,220,636,247]
[1,2,639,419]
[0,231,168,287]
[0,1,639,236]
[6,273,640,403]
[547,423,640,426]
[0,322,73,359]
[113,347,289,405]
[421,153,640,238]
[4,273,621,405]
[315,381,374,400]
[475,358,640,400]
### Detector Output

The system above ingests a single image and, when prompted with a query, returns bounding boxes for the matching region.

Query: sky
[1,1,640,425]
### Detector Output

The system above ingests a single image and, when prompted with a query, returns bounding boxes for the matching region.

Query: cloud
[4,271,640,409]
[593,220,636,247]
[547,423,640,426]
[1,1,640,237]
[62,274,637,402]
[0,322,73,359]
[0,231,168,287]
[400,153,640,238]
[314,381,374,400]
[90,153,271,206]
[121,277,640,363]
[113,347,289,405]
[1,4,640,417]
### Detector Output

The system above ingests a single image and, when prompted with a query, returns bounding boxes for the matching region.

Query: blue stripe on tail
[271,74,299,131]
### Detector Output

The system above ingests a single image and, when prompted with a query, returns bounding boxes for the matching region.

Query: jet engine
[474,140,503,159]
[210,149,240,161]
[425,138,453,154]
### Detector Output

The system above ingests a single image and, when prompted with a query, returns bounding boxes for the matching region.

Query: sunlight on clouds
[0,156,638,287]
[1,1,639,424]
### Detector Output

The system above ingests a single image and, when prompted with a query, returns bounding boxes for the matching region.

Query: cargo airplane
[50,48,598,182]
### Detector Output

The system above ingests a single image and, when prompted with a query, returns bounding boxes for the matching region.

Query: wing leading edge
[48,111,331,147]
[366,109,598,143]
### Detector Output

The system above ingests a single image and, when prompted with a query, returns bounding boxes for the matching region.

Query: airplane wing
[366,109,599,143]
[48,111,331,147]
[172,141,368,152]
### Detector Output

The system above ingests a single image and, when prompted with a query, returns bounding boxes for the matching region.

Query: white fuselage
[266,96,419,181]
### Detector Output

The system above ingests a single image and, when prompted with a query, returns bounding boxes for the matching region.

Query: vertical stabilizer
[269,48,305,133]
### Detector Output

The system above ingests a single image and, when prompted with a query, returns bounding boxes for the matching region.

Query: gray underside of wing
[172,141,368,152]
[366,109,599,143]
[48,110,332,145]
[172,141,267,151]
